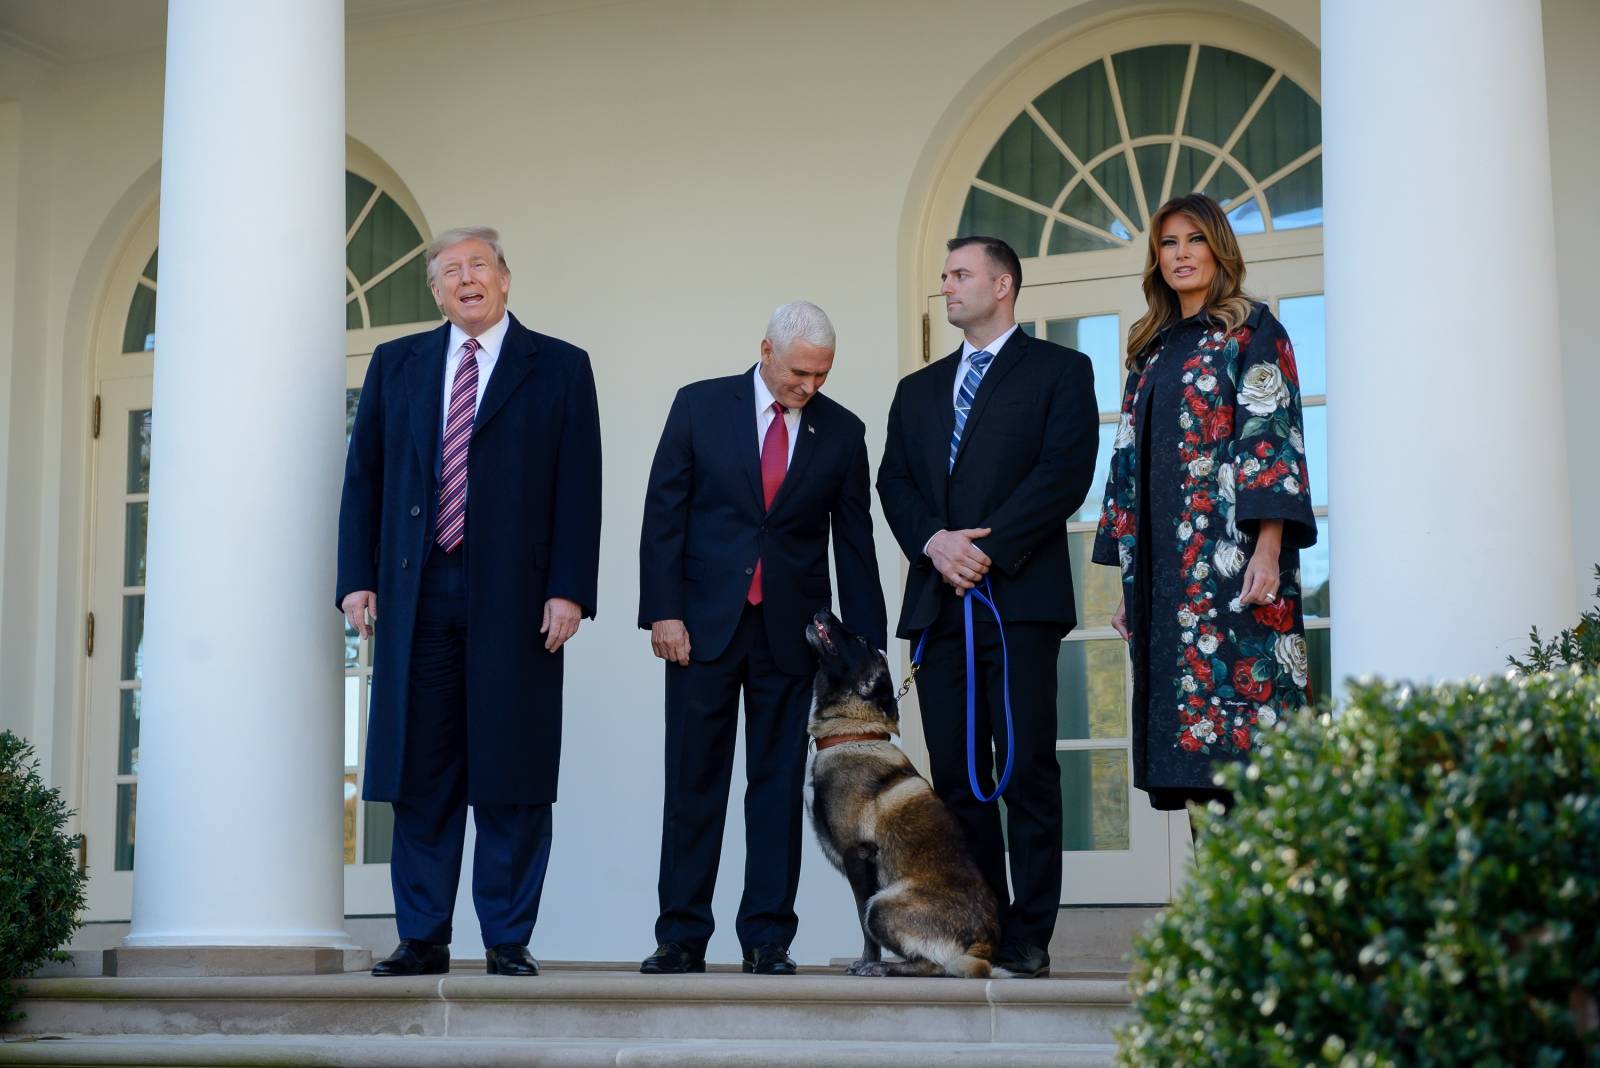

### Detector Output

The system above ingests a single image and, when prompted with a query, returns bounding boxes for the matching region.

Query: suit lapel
[731,371,764,511]
[950,327,1027,472]
[403,323,451,483]
[925,349,961,486]
[766,402,818,518]
[474,314,540,435]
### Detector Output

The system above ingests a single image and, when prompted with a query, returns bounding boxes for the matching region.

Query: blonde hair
[424,226,510,285]
[1125,194,1253,368]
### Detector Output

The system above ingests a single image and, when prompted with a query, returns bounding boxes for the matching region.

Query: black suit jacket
[876,328,1098,639]
[336,314,602,805]
[638,370,887,676]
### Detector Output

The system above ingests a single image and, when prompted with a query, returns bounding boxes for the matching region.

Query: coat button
[401,557,410,569]
[745,567,754,575]
[410,505,421,517]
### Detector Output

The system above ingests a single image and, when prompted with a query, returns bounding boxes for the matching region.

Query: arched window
[118,170,436,353]
[960,43,1321,256]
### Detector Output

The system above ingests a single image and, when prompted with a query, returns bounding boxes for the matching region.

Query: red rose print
[1179,733,1202,752]
[1255,440,1272,459]
[1113,507,1134,537]
[1232,659,1272,702]
[1207,406,1234,441]
[1236,328,1254,347]
[1191,490,1214,513]
[1277,338,1299,387]
[1232,727,1251,750]
[1253,597,1296,632]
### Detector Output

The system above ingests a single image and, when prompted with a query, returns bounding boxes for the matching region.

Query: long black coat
[876,328,1100,639]
[336,314,602,806]
[637,371,887,675]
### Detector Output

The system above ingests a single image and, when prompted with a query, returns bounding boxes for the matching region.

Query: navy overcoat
[336,313,602,806]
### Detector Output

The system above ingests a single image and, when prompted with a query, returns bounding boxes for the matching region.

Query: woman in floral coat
[1091,193,1316,815]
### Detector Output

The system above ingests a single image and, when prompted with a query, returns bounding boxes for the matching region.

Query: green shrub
[1508,565,1600,675]
[1118,673,1600,1068]
[0,730,87,1023]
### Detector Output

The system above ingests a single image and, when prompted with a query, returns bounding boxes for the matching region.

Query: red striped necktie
[435,338,480,553]
[747,401,789,605]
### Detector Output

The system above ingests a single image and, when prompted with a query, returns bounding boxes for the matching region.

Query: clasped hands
[928,527,992,594]
[339,591,584,652]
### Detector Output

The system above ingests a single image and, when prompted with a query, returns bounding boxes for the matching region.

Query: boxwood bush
[1,730,87,1023]
[1118,672,1600,1067]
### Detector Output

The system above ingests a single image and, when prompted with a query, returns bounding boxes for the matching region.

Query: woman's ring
[1266,593,1277,602]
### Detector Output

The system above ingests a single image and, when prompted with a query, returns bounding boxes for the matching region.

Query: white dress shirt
[753,365,800,467]
[442,312,510,425]
[950,322,1019,406]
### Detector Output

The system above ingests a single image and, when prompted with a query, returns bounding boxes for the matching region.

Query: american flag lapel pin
[808,424,816,434]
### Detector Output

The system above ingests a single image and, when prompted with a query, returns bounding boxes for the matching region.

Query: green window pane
[123,283,157,354]
[1133,143,1173,218]
[364,252,437,328]
[1306,627,1331,706]
[115,783,137,871]
[1045,313,1122,414]
[1070,422,1116,522]
[1088,154,1137,238]
[142,250,158,282]
[1184,47,1273,146]
[976,113,1072,210]
[126,409,152,493]
[1047,223,1120,256]
[345,171,377,233]
[1060,751,1130,851]
[1057,638,1128,741]
[1111,45,1190,139]
[118,689,141,775]
[1276,294,1325,396]
[1034,61,1118,164]
[958,188,1046,258]
[364,800,394,864]
[348,193,423,286]
[124,502,148,586]
[1233,78,1320,185]
[1168,146,1247,205]
[121,594,144,681]
[1060,177,1120,236]
[1265,155,1323,230]
[1301,518,1330,620]
[1068,531,1126,633]
[346,296,364,330]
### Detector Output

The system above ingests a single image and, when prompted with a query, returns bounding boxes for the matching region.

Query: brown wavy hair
[1125,193,1253,368]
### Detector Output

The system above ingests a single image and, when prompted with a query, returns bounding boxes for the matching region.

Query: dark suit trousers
[654,604,813,954]
[389,549,554,948]
[915,589,1062,948]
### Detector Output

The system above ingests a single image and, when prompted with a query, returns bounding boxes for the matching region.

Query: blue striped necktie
[949,349,994,471]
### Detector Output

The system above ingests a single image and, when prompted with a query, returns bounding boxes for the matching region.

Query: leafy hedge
[1509,565,1600,675]
[0,730,87,1023]
[1118,672,1600,1067]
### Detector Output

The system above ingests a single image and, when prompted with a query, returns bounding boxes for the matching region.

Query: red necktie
[435,338,480,553]
[747,401,789,604]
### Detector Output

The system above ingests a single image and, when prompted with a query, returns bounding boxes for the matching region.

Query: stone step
[5,969,1132,1052]
[0,1034,1119,1067]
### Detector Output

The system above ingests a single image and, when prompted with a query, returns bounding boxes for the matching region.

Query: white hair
[425,226,510,285]
[764,300,836,353]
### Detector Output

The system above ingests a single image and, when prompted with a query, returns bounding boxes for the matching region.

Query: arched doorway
[918,11,1329,904]
[82,145,438,920]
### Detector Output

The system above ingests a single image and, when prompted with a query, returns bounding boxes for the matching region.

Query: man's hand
[651,619,692,666]
[928,527,993,593]
[341,591,377,638]
[541,597,583,652]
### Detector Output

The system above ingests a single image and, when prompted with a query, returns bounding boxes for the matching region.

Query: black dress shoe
[485,943,540,976]
[640,942,706,974]
[371,939,450,976]
[742,944,797,975]
[993,941,1050,978]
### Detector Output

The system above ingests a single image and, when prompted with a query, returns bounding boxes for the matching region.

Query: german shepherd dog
[804,609,1001,978]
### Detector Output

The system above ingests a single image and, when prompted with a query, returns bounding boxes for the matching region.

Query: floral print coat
[1091,302,1317,797]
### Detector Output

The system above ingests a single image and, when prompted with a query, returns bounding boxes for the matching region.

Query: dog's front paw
[846,959,888,977]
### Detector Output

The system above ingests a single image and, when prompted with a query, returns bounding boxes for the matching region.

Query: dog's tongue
[815,619,835,653]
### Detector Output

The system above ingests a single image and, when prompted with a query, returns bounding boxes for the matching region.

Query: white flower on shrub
[1240,362,1290,416]
[1275,633,1310,688]
[1256,706,1277,728]
[1114,412,1134,449]
[1214,540,1246,578]
[1198,633,1219,655]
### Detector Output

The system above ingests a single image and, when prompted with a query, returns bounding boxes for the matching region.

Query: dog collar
[813,732,893,751]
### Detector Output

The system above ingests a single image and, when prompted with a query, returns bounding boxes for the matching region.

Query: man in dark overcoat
[877,236,1098,977]
[337,226,601,977]
[637,300,886,975]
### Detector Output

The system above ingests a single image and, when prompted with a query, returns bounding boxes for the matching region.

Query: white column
[126,0,351,956]
[1322,0,1576,685]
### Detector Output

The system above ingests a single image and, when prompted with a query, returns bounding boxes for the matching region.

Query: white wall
[1545,0,1600,604]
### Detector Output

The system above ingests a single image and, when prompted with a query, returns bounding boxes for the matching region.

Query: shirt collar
[448,312,510,362]
[752,364,785,416]
[962,322,1019,364]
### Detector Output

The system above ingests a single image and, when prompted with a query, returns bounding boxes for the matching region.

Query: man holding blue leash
[876,236,1098,978]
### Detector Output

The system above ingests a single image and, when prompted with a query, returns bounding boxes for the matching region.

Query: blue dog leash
[902,577,1016,803]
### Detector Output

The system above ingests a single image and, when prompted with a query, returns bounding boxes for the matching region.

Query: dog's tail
[946,953,992,979]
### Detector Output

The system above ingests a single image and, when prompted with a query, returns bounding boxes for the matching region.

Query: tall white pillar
[1323,0,1575,685]
[124,0,354,969]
